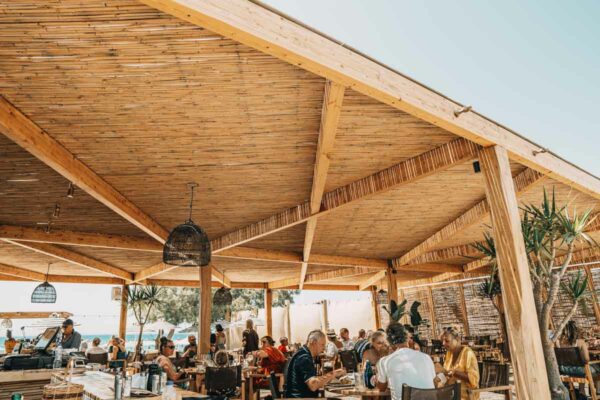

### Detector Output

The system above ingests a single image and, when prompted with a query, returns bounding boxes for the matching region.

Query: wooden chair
[468,361,512,400]
[205,366,239,399]
[268,372,283,399]
[402,383,460,400]
[338,350,359,373]
[555,347,599,400]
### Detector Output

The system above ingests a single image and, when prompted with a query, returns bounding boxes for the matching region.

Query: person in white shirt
[85,337,107,356]
[340,328,354,351]
[325,330,339,358]
[376,322,436,400]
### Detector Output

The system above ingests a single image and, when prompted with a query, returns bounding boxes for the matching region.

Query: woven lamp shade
[213,287,233,307]
[163,221,211,267]
[31,282,57,303]
[376,289,388,305]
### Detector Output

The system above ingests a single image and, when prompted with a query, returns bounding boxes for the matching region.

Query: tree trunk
[540,330,570,400]
[136,324,145,361]
[494,295,511,360]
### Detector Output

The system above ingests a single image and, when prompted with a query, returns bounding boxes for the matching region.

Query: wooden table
[56,371,202,399]
[327,385,391,400]
[183,367,205,392]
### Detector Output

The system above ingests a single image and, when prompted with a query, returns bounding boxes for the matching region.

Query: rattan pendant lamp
[163,182,211,267]
[31,263,57,303]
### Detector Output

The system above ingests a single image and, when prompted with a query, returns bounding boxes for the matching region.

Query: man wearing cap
[58,319,82,349]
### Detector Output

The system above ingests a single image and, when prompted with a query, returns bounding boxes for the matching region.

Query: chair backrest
[338,350,359,372]
[87,352,108,365]
[401,383,460,400]
[430,340,443,353]
[480,361,509,388]
[269,372,282,399]
[205,366,238,395]
[554,347,586,367]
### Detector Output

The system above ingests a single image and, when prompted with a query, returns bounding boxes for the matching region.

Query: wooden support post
[321,300,329,331]
[427,287,437,337]
[371,286,381,330]
[198,264,213,354]
[479,145,551,400]
[119,284,128,339]
[285,300,292,341]
[457,284,470,337]
[265,289,273,337]
[386,264,399,305]
[584,266,600,324]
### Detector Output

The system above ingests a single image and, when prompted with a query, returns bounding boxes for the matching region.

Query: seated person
[214,349,230,367]
[325,330,339,359]
[404,325,421,351]
[57,319,82,350]
[179,335,197,367]
[156,337,187,383]
[362,331,389,368]
[436,327,479,400]
[278,337,290,355]
[86,337,107,356]
[340,328,355,351]
[285,330,345,398]
[108,337,126,360]
[376,322,436,399]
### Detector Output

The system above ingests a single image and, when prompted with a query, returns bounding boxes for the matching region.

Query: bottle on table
[53,344,63,369]
[114,373,123,400]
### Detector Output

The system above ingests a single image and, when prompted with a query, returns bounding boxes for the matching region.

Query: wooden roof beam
[0,273,125,285]
[0,262,46,281]
[212,138,479,253]
[301,81,345,288]
[0,96,169,242]
[394,168,544,266]
[4,240,134,282]
[140,0,600,199]
[359,270,387,291]
[305,266,376,284]
[405,244,481,265]
[0,312,72,319]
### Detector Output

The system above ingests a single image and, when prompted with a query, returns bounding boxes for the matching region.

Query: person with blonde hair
[242,319,259,356]
[436,326,479,400]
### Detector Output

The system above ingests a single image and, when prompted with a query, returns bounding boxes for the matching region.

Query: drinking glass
[354,372,366,390]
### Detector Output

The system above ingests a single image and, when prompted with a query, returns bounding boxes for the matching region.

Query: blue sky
[263,0,600,177]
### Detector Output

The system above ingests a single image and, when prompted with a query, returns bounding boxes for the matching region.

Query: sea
[0,332,192,352]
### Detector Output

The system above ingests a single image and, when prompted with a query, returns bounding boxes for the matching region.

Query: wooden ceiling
[0,0,598,290]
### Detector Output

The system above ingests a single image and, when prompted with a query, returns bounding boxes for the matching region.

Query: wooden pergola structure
[1,1,599,398]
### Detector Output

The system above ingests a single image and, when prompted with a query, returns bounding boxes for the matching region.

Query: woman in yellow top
[439,327,480,400]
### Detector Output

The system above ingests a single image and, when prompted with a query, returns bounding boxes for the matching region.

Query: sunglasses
[167,345,176,349]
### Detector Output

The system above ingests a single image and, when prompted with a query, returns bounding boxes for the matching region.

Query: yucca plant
[128,285,163,358]
[474,189,596,400]
[383,299,428,345]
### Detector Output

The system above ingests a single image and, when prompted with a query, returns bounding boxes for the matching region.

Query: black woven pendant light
[31,263,57,304]
[376,288,388,305]
[163,183,211,267]
[213,287,233,307]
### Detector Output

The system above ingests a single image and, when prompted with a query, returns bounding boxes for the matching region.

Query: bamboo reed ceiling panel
[60,245,160,273]
[0,241,107,277]
[431,285,466,337]
[324,90,458,192]
[246,223,306,253]
[403,287,435,341]
[437,178,600,251]
[0,137,146,237]
[311,162,488,259]
[0,0,325,239]
[551,268,596,331]
[462,282,501,338]
[593,267,600,298]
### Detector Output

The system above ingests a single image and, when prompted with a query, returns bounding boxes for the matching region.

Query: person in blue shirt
[285,330,345,398]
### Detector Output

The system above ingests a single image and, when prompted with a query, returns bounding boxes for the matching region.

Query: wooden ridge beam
[4,240,134,282]
[268,277,299,290]
[0,262,46,281]
[133,263,231,287]
[305,266,376,284]
[302,81,345,288]
[0,273,125,285]
[395,263,464,274]
[395,168,544,266]
[212,138,479,253]
[0,312,72,319]
[139,0,600,199]
[0,96,169,242]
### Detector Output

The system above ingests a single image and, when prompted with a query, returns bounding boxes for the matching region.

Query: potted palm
[127,285,163,359]
[474,189,596,400]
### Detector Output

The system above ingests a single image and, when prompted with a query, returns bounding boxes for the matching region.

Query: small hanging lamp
[163,183,211,267]
[31,263,57,303]
[376,288,388,305]
[213,287,233,307]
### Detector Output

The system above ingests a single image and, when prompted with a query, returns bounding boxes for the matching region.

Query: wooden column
[321,300,329,331]
[457,284,470,336]
[265,288,273,337]
[386,264,399,305]
[427,287,437,337]
[198,264,213,354]
[118,284,128,339]
[371,286,381,330]
[285,300,292,341]
[584,266,600,324]
[479,145,550,400]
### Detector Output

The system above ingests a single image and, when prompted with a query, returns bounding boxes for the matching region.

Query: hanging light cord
[188,183,197,222]
[45,262,52,282]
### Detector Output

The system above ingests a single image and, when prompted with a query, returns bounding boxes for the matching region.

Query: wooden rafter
[3,240,134,282]
[305,266,376,284]
[0,273,125,285]
[139,0,600,200]
[395,168,544,266]
[211,138,479,253]
[395,263,464,274]
[0,262,46,281]
[0,96,168,242]
[0,312,72,319]
[404,244,481,265]
[359,270,387,291]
